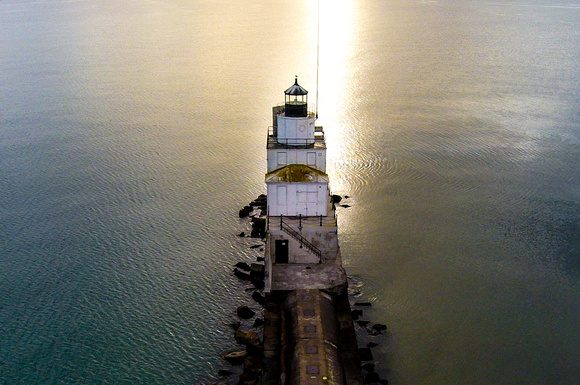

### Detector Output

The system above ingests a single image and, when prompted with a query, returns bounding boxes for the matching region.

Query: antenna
[315,0,320,119]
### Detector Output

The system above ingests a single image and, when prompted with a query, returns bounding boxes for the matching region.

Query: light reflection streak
[316,0,357,194]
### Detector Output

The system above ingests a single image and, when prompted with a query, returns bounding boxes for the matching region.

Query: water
[0,0,578,384]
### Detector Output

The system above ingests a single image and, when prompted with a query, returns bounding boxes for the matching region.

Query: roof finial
[295,75,298,85]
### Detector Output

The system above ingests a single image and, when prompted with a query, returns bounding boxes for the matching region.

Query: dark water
[1,0,578,384]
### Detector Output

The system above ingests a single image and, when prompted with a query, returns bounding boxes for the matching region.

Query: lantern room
[284,77,308,117]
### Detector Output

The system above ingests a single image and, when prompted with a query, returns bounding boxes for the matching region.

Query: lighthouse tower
[264,78,338,269]
[267,77,326,173]
[266,78,329,217]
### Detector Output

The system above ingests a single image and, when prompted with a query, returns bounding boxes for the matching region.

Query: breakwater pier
[225,79,390,385]
[260,79,363,384]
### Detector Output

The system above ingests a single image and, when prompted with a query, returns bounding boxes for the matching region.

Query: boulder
[239,206,253,218]
[252,317,264,328]
[223,350,246,365]
[238,372,259,385]
[251,291,265,305]
[358,347,374,362]
[234,269,252,281]
[352,309,363,319]
[235,329,260,345]
[245,338,264,358]
[244,356,262,374]
[372,323,387,332]
[250,264,265,280]
[251,279,265,289]
[235,262,251,271]
[364,371,381,384]
[237,305,255,319]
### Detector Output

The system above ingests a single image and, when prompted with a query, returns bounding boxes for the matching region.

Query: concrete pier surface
[262,289,362,385]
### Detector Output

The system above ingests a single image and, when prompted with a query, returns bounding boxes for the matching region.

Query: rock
[251,279,265,289]
[251,291,265,305]
[245,338,264,358]
[354,302,372,307]
[239,205,253,218]
[252,317,264,328]
[367,342,379,348]
[250,217,266,238]
[230,321,241,330]
[218,369,233,376]
[372,323,387,332]
[223,350,246,365]
[234,269,252,281]
[244,356,262,374]
[352,309,363,319]
[237,305,255,319]
[364,371,381,384]
[256,256,265,262]
[362,363,375,372]
[235,262,251,271]
[237,232,245,237]
[358,347,374,362]
[356,320,370,327]
[238,372,259,385]
[234,329,260,345]
[331,194,342,203]
[250,263,265,280]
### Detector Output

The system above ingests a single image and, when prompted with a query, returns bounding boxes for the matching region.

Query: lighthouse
[266,78,329,217]
[264,78,337,267]
[260,79,363,385]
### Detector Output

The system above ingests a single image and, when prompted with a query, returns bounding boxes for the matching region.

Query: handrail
[279,216,322,261]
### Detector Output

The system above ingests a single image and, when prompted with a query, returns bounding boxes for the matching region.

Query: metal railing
[279,215,322,262]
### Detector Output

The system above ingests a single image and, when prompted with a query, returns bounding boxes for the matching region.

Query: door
[275,240,289,264]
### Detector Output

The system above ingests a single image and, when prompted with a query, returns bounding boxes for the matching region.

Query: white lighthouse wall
[276,115,315,145]
[267,182,328,216]
[267,149,326,172]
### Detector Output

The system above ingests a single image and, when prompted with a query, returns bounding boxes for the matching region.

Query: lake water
[0,0,578,384]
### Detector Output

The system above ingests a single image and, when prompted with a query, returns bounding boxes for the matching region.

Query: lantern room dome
[284,77,308,96]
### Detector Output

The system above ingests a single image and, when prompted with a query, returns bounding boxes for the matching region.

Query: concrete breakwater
[222,195,390,385]
[218,79,389,385]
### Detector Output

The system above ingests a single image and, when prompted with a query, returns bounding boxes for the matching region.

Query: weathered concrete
[270,264,347,292]
[262,290,363,385]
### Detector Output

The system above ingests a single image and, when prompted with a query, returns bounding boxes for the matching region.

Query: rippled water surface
[1,0,579,384]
